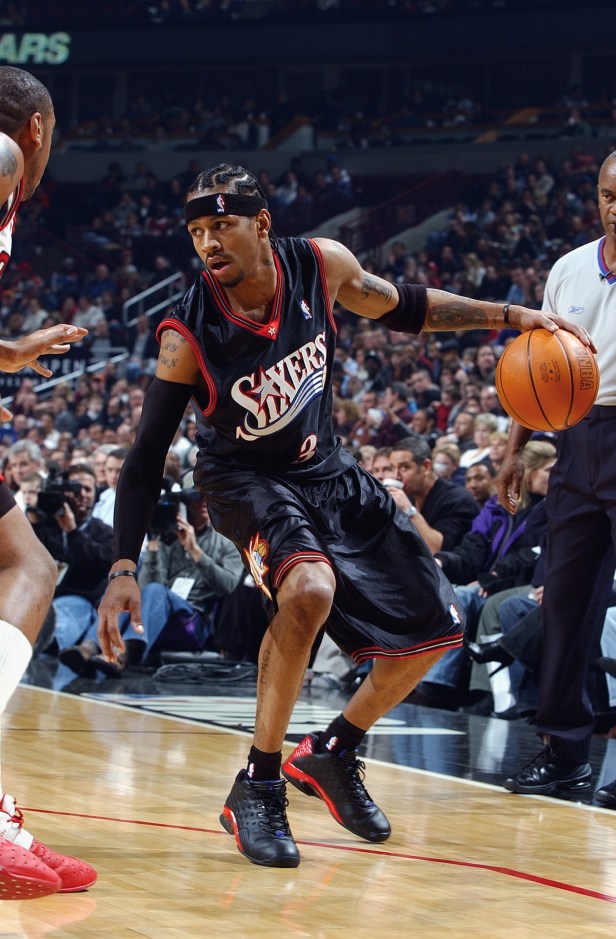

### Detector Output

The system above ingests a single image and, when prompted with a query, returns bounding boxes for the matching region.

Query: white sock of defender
[0,618,33,799]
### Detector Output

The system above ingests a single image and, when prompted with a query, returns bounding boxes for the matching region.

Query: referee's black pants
[538,406,616,763]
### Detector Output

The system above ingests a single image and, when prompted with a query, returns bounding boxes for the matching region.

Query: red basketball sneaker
[0,794,97,893]
[0,835,61,900]
[282,734,391,843]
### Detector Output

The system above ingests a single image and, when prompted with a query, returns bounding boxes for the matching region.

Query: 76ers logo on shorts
[244,533,272,600]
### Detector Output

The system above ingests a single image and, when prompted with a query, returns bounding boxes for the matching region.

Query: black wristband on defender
[378,283,428,335]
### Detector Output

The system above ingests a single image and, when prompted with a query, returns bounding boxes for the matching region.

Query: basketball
[495,328,599,432]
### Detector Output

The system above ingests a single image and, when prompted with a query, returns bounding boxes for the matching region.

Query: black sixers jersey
[157,236,352,477]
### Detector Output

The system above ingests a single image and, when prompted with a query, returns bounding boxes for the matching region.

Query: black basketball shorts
[197,460,464,663]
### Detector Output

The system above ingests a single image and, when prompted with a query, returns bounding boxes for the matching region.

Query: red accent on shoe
[0,836,61,900]
[292,735,316,760]
[283,762,346,826]
[220,806,242,852]
[29,840,97,893]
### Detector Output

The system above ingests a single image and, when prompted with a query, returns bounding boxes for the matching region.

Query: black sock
[317,714,366,756]
[247,746,282,782]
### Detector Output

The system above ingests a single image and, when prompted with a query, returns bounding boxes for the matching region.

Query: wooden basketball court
[3,676,616,937]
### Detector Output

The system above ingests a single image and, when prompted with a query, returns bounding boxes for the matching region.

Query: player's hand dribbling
[510,307,596,352]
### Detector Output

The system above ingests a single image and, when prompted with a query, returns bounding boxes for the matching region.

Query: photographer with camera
[63,484,244,676]
[29,465,114,665]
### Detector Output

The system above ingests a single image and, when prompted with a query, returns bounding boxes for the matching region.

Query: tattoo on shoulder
[158,328,188,371]
[161,328,187,348]
[159,353,177,369]
[428,301,495,329]
[360,276,393,303]
[0,142,17,179]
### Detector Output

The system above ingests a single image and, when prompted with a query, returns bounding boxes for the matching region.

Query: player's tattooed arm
[425,289,501,330]
[155,328,200,385]
[360,275,394,304]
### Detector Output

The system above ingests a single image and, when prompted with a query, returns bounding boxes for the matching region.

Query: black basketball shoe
[282,734,391,843]
[219,770,300,868]
[504,747,592,795]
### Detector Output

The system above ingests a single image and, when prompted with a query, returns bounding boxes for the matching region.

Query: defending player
[0,67,95,900]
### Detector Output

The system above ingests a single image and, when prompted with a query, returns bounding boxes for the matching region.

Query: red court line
[24,805,616,904]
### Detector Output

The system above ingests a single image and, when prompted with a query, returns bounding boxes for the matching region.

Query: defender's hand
[0,325,88,376]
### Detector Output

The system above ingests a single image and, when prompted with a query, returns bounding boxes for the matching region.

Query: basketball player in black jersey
[98,163,592,869]
[0,67,95,899]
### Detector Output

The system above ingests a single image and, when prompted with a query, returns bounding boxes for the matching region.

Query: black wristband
[378,283,428,335]
[503,303,511,326]
[108,569,137,583]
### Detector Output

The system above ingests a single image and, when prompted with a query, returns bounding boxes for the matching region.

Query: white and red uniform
[0,178,22,492]
[0,178,22,283]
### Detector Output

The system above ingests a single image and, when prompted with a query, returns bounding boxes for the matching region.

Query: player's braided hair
[0,66,53,135]
[186,163,278,250]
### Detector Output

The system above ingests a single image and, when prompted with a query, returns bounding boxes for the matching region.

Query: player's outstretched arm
[0,324,88,376]
[424,291,596,350]
[315,238,594,351]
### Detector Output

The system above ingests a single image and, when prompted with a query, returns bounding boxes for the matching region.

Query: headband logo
[216,194,225,213]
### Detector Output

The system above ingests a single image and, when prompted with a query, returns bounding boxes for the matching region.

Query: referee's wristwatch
[405,505,417,517]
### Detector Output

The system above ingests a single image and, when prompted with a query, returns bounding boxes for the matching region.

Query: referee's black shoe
[282,734,391,842]
[219,770,300,867]
[594,778,616,808]
[504,746,592,795]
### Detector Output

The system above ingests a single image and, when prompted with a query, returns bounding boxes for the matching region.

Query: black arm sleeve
[113,377,194,563]
[377,283,428,334]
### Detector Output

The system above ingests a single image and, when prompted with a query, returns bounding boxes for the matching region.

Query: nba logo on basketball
[216,194,225,213]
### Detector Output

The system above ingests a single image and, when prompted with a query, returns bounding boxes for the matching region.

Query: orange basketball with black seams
[495,328,599,432]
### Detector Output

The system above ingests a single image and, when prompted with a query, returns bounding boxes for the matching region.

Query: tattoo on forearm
[361,276,393,303]
[427,300,497,329]
[0,142,17,179]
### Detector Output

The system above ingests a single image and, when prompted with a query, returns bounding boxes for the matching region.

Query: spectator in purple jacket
[409,440,556,709]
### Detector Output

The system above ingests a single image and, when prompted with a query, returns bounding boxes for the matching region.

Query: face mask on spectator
[432,461,450,477]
